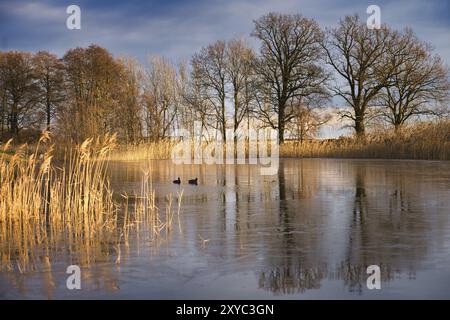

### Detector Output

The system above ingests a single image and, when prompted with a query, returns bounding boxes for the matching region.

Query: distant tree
[0,73,7,137]
[252,12,329,143]
[378,29,450,129]
[192,41,228,142]
[287,104,331,143]
[185,61,215,140]
[143,56,180,141]
[175,61,194,135]
[0,51,40,138]
[225,38,256,140]
[33,51,65,132]
[115,57,143,143]
[62,45,123,141]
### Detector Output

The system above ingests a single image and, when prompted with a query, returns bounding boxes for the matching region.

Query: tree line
[0,13,448,144]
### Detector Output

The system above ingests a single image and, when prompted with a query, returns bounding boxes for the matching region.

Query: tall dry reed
[108,139,175,161]
[0,132,182,274]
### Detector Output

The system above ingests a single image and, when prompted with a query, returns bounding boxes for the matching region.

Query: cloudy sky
[0,0,448,137]
[0,0,449,64]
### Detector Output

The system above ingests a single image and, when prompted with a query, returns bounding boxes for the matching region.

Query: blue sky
[0,0,449,65]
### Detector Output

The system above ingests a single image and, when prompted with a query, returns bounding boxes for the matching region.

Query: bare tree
[115,57,143,143]
[143,55,179,141]
[225,38,256,140]
[62,45,123,141]
[0,51,40,138]
[322,15,399,138]
[287,105,331,143]
[33,51,65,132]
[0,70,7,138]
[192,41,228,142]
[252,13,329,143]
[185,61,215,140]
[175,61,194,135]
[378,29,450,129]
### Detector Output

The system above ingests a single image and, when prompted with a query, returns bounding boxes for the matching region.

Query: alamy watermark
[66,265,81,290]
[171,122,279,176]
[66,5,81,30]
[367,265,381,290]
[366,4,381,30]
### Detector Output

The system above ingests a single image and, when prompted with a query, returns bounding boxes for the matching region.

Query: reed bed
[108,139,175,161]
[0,133,118,272]
[0,132,182,274]
[105,121,449,161]
[106,138,276,161]
[280,121,450,160]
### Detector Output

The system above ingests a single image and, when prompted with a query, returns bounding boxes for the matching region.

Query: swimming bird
[188,178,198,185]
[173,177,181,184]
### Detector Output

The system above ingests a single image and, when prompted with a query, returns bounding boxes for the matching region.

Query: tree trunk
[10,103,19,138]
[278,104,285,144]
[46,93,51,131]
[354,113,365,139]
[234,91,239,157]
[278,125,285,144]
[221,98,226,143]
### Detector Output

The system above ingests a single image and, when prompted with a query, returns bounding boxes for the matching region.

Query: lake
[1,158,450,299]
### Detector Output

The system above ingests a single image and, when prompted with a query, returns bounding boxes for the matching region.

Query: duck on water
[173,177,198,185]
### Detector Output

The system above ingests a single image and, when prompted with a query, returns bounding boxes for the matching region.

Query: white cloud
[0,1,63,21]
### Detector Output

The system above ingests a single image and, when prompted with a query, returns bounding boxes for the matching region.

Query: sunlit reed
[0,132,182,274]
